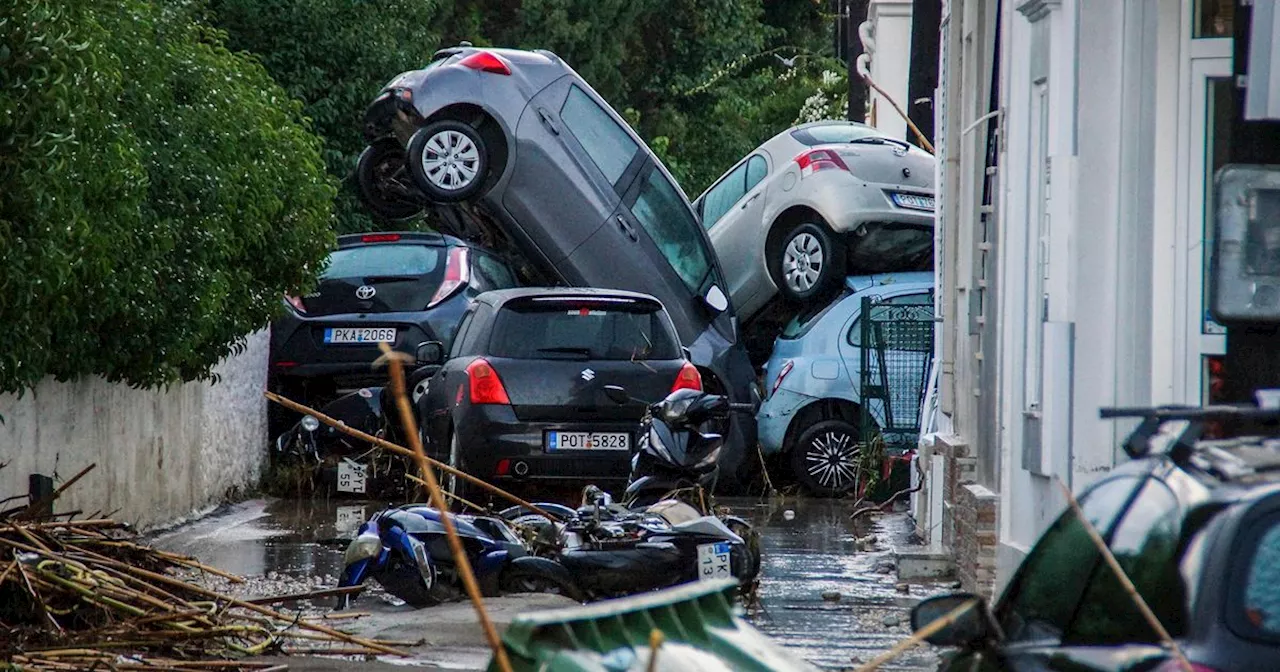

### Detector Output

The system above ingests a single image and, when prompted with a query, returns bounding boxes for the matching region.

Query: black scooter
[601,385,755,508]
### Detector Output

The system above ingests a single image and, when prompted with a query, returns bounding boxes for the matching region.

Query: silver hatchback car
[693,121,936,319]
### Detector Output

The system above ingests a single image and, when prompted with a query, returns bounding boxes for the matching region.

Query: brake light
[495,459,511,476]
[458,51,511,76]
[671,362,702,393]
[1152,661,1222,672]
[467,358,511,405]
[795,149,849,177]
[771,360,794,396]
[428,246,471,308]
[285,294,307,314]
[360,233,401,243]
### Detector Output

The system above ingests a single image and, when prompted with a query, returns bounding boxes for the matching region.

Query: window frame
[559,84,641,189]
[699,161,749,229]
[624,165,714,295]
[1226,500,1280,645]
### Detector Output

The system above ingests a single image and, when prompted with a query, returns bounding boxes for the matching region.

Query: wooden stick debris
[379,342,514,672]
[1054,477,1193,672]
[265,390,563,522]
[245,584,364,606]
[854,598,977,672]
[20,463,97,519]
[406,473,486,513]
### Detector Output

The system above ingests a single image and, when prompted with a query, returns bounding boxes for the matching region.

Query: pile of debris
[0,469,403,671]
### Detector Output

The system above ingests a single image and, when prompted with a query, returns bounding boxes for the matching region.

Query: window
[700,162,748,228]
[560,85,639,185]
[780,290,850,340]
[630,169,713,293]
[745,155,768,191]
[1064,479,1186,644]
[1241,518,1280,636]
[489,302,680,361]
[847,292,933,347]
[1194,0,1234,38]
[790,123,883,146]
[997,476,1143,643]
[321,244,442,280]
[450,309,476,358]
[473,253,517,289]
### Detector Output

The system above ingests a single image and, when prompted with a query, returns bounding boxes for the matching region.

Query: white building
[864,0,918,141]
[916,0,1238,596]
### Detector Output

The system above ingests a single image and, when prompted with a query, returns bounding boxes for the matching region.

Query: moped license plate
[696,542,732,581]
[337,459,368,494]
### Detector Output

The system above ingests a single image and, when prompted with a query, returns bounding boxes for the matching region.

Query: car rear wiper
[537,347,593,359]
[848,136,912,150]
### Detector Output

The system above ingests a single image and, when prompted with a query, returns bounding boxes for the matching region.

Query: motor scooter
[600,385,756,509]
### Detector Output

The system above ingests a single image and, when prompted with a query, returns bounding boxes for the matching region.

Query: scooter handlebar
[728,402,756,413]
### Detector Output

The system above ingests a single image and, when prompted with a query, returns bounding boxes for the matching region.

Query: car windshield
[321,244,442,280]
[489,301,681,361]
[791,123,885,146]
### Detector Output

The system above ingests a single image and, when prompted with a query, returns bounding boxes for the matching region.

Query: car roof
[335,231,465,248]
[846,272,935,294]
[476,287,665,308]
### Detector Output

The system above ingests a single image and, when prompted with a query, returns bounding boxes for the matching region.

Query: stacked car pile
[268,45,936,500]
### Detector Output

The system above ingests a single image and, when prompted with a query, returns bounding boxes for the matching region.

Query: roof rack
[1100,404,1280,478]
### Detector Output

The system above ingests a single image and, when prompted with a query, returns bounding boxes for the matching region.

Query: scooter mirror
[603,385,630,405]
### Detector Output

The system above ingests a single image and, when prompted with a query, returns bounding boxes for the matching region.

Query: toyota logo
[355,285,376,300]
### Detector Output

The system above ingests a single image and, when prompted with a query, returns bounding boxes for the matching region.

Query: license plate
[891,192,935,211]
[696,542,733,581]
[323,327,396,344]
[335,505,366,535]
[545,432,630,451]
[337,459,368,494]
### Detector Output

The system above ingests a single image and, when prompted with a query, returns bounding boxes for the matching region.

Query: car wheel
[355,138,424,221]
[773,221,846,304]
[446,431,471,502]
[407,120,489,203]
[790,419,862,497]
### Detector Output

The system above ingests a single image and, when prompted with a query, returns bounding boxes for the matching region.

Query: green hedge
[0,0,337,395]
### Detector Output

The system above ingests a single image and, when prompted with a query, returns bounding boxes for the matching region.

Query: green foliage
[0,0,335,394]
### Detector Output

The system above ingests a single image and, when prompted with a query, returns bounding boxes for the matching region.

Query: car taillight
[361,233,401,243]
[1153,661,1222,672]
[671,362,702,393]
[285,294,307,314]
[466,358,511,405]
[458,51,511,76]
[428,246,470,308]
[771,360,794,396]
[795,149,849,177]
[495,459,511,476]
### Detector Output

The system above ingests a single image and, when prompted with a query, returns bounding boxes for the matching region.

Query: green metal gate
[859,292,936,456]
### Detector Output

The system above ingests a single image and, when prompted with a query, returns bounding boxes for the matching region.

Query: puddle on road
[154,496,947,671]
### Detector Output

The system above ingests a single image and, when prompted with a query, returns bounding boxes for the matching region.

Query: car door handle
[536,107,560,135]
[741,192,761,209]
[616,215,639,242]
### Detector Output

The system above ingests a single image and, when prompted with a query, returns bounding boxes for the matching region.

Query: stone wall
[0,331,268,530]
[953,483,999,598]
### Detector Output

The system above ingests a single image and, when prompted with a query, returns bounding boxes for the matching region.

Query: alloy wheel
[419,130,480,192]
[783,232,825,293]
[802,430,859,493]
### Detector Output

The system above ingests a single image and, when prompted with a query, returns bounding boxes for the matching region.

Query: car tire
[773,221,846,305]
[790,419,863,497]
[446,431,472,503]
[355,138,425,221]
[407,120,490,203]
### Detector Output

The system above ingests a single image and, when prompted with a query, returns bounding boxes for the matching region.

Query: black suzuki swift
[414,288,702,497]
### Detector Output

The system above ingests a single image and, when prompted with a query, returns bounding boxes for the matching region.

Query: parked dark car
[268,232,518,433]
[414,288,704,498]
[912,407,1280,672]
[355,45,759,489]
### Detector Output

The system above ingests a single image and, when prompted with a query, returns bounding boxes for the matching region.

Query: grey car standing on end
[354,45,760,489]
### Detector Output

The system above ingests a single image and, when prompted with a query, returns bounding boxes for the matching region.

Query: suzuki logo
[355,285,376,300]
[580,368,595,381]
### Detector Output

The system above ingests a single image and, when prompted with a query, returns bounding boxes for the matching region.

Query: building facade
[916,0,1239,596]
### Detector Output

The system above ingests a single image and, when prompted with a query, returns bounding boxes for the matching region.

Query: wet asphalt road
[151,496,945,671]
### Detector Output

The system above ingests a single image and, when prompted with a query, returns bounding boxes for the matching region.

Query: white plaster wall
[0,330,268,530]
[869,0,915,141]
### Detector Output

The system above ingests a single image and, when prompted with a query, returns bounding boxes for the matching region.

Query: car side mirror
[1211,164,1280,324]
[909,593,1000,647]
[704,285,729,312]
[603,385,630,405]
[416,341,445,366]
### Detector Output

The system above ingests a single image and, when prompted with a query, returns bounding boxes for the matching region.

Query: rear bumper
[454,405,635,484]
[756,388,817,455]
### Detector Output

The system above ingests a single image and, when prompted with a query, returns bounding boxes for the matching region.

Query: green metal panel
[859,293,936,455]
[489,579,817,671]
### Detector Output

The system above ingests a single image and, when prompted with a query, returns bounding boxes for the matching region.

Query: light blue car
[757,272,934,496]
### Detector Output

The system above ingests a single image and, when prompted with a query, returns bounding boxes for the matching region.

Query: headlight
[695,445,722,469]
[301,415,321,433]
[343,532,382,566]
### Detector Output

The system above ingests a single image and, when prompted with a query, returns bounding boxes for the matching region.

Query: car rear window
[321,244,442,280]
[791,123,884,146]
[1241,520,1280,635]
[489,300,680,361]
[780,291,849,340]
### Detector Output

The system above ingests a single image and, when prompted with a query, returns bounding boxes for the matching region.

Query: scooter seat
[645,499,703,526]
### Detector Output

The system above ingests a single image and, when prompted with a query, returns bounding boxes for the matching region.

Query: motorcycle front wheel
[499,567,584,602]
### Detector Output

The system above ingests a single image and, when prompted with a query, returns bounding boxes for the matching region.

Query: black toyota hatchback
[913,406,1280,672]
[268,232,518,432]
[414,288,702,497]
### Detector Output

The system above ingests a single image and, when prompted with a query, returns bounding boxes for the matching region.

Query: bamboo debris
[0,473,404,672]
